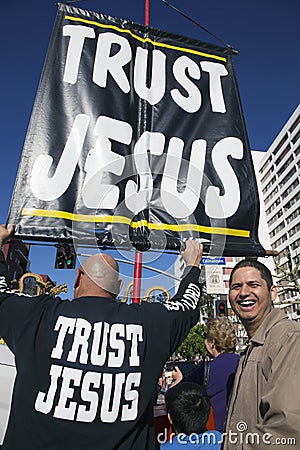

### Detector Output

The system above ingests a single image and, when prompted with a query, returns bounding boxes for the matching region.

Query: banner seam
[21,208,250,237]
[64,15,227,62]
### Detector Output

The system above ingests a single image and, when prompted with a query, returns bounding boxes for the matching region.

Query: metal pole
[131,0,150,304]
[144,0,150,26]
[132,250,143,303]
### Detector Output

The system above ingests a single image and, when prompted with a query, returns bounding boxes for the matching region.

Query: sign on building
[205,265,225,294]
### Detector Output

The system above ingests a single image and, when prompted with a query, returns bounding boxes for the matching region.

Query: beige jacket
[223,309,300,449]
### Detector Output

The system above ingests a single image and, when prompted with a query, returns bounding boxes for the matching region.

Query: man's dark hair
[165,382,210,435]
[229,259,274,291]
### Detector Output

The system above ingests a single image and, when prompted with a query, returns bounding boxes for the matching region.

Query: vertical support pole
[132,250,143,303]
[144,0,150,26]
[131,0,150,304]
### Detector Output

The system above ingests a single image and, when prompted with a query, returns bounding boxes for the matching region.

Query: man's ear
[270,285,277,302]
[73,268,81,289]
[117,279,124,295]
[111,279,123,299]
[167,412,173,425]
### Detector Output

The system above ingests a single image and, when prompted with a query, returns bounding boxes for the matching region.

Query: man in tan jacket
[223,259,300,450]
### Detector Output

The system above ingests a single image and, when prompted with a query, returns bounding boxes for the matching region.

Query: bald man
[73,253,122,299]
[0,225,203,450]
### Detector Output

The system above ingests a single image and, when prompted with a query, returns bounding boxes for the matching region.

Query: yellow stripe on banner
[64,15,227,62]
[21,208,250,238]
[130,220,149,229]
[22,208,131,224]
[148,222,249,237]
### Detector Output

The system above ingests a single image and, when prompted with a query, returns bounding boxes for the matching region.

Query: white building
[257,105,300,318]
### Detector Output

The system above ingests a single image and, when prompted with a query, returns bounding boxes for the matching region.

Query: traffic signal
[55,243,76,269]
[215,299,228,317]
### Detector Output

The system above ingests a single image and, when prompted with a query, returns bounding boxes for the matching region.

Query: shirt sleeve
[0,247,10,296]
[0,249,53,351]
[138,265,202,367]
[184,361,205,385]
[163,266,202,355]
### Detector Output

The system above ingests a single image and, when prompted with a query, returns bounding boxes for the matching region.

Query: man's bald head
[74,253,121,298]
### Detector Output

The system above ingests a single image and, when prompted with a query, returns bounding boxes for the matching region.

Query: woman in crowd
[171,317,240,432]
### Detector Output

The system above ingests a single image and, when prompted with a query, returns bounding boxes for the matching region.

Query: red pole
[132,250,143,303]
[144,0,150,26]
[131,0,150,304]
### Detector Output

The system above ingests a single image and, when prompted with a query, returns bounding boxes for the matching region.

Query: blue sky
[0,0,299,298]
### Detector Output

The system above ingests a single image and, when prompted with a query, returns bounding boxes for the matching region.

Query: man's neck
[242,308,274,339]
[74,287,114,299]
[243,322,258,339]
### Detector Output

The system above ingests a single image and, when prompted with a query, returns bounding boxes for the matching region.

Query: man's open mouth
[238,300,256,307]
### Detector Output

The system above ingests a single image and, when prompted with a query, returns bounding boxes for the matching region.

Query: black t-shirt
[0,250,201,450]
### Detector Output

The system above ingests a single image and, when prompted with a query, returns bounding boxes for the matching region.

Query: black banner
[8,3,265,256]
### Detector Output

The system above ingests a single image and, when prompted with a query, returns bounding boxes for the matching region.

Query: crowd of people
[170,316,240,433]
[0,224,300,449]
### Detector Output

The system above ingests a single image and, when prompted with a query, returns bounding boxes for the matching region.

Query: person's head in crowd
[165,382,210,435]
[205,316,237,357]
[73,253,122,299]
[228,259,277,337]
[229,259,274,291]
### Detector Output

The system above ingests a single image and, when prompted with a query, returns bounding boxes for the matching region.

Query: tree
[274,249,300,295]
[199,289,215,321]
[175,323,207,360]
[276,249,300,292]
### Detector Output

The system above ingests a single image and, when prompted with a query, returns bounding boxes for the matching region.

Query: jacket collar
[250,308,287,346]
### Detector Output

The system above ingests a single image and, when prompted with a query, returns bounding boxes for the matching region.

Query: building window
[277,155,294,178]
[284,193,300,211]
[289,224,300,237]
[279,167,296,187]
[274,145,291,166]
[290,238,300,251]
[273,134,288,156]
[263,176,277,194]
[259,155,273,175]
[289,115,300,134]
[267,209,283,226]
[286,208,300,224]
[270,222,286,237]
[266,198,281,215]
[281,179,299,199]
[261,165,274,184]
[278,291,293,302]
[274,254,281,265]
[278,261,290,271]
[291,129,300,146]
[272,234,288,249]
[264,186,279,205]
